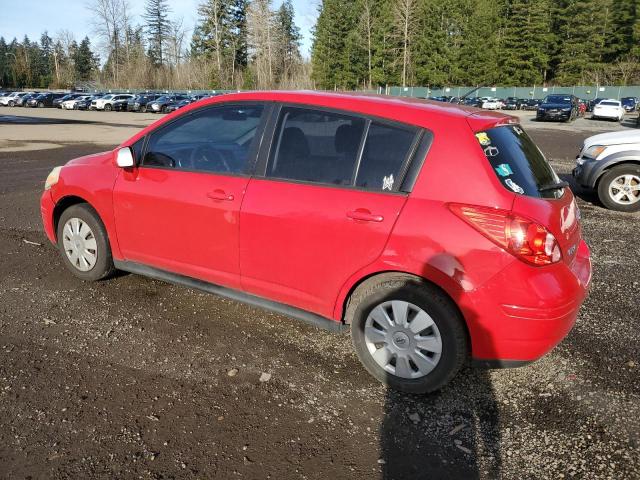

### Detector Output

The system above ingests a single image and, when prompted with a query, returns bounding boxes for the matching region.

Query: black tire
[56,203,116,281]
[348,274,468,394]
[140,105,147,113]
[38,101,44,108]
[104,103,112,111]
[8,100,15,107]
[161,105,168,113]
[597,164,640,212]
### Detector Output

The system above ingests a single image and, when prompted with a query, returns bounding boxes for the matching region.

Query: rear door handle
[207,189,234,201]
[347,209,384,223]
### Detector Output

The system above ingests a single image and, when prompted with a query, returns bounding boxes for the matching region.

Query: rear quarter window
[475,125,562,199]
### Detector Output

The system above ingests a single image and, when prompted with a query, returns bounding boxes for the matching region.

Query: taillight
[448,203,562,266]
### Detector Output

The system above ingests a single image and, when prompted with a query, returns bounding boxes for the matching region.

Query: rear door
[239,105,421,318]
[113,103,268,289]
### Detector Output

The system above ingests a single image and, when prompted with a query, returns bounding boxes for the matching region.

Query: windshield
[475,125,562,199]
[544,95,571,104]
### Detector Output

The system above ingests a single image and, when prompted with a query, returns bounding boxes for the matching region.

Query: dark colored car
[523,99,542,111]
[536,94,579,122]
[164,98,193,113]
[147,94,190,113]
[41,91,591,394]
[74,95,100,110]
[621,97,638,112]
[463,98,483,108]
[128,94,163,112]
[112,97,132,112]
[587,98,606,112]
[27,92,67,108]
[503,97,525,110]
[53,93,82,108]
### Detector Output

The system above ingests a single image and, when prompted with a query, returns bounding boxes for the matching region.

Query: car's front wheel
[8,100,15,107]
[349,274,468,394]
[104,104,112,111]
[597,164,640,212]
[38,102,44,108]
[57,203,116,281]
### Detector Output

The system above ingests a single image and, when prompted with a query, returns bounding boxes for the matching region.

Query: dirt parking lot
[0,106,638,479]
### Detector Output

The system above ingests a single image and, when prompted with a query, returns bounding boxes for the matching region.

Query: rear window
[475,125,563,199]
[600,101,619,106]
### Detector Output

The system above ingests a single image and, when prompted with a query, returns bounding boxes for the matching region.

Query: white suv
[573,130,640,211]
[92,94,134,111]
[0,91,32,107]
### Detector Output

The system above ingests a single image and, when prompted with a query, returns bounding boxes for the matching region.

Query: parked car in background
[62,95,92,110]
[574,130,640,212]
[522,99,541,111]
[481,98,502,110]
[40,91,591,393]
[164,98,193,113]
[462,97,483,108]
[127,94,162,112]
[74,95,101,110]
[26,92,67,108]
[92,94,135,111]
[591,99,625,121]
[503,97,524,110]
[53,93,82,108]
[587,98,606,112]
[20,93,38,107]
[0,91,33,107]
[147,94,189,113]
[620,97,638,113]
[112,97,132,111]
[536,94,579,122]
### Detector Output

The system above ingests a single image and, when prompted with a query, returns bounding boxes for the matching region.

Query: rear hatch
[472,123,582,265]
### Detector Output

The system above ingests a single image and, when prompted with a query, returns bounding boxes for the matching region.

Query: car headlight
[562,107,571,111]
[45,166,63,190]
[584,145,606,159]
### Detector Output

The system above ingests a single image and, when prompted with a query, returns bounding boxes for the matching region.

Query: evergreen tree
[74,37,99,81]
[275,0,302,80]
[605,0,638,62]
[143,0,171,66]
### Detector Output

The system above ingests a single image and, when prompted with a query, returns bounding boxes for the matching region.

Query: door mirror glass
[116,147,135,168]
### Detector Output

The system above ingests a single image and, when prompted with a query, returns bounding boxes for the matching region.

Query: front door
[113,103,266,289]
[240,105,420,318]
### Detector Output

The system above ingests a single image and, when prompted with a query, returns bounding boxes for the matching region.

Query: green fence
[383,85,640,100]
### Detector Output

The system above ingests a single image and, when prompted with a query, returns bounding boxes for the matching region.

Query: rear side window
[476,125,562,199]
[267,106,419,191]
[267,107,366,186]
[356,122,417,191]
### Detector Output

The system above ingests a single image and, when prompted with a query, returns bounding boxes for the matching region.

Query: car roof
[191,90,514,131]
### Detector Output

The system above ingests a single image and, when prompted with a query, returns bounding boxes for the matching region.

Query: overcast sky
[0,0,318,57]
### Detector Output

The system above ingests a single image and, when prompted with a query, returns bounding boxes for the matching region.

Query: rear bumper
[462,240,592,363]
[40,190,57,244]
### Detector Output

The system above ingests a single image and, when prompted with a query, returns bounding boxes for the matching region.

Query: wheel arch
[594,158,640,189]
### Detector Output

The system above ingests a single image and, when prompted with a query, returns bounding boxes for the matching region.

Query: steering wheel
[188,144,230,172]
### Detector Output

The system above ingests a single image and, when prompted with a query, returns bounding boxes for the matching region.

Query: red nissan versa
[40,91,592,393]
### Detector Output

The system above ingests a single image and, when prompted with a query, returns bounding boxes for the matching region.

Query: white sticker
[484,146,500,157]
[513,126,523,135]
[382,174,394,191]
[505,178,525,194]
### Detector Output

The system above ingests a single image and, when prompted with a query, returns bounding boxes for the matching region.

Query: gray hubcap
[609,174,640,205]
[62,217,97,272]
[364,300,442,379]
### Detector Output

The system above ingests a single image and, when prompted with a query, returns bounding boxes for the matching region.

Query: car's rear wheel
[57,204,116,281]
[349,274,468,394]
[597,164,640,212]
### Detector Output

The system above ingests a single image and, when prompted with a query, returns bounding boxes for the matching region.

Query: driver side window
[142,104,264,174]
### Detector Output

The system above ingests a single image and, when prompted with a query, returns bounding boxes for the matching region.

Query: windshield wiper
[538,180,569,192]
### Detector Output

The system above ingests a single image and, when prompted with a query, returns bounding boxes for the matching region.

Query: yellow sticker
[475,132,491,146]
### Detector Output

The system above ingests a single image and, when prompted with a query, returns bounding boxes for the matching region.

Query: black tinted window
[267,107,365,186]
[356,122,416,191]
[476,126,562,199]
[143,104,264,174]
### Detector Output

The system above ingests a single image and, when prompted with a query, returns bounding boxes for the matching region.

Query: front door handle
[207,189,234,201]
[347,209,384,223]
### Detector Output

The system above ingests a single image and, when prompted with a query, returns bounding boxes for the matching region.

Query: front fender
[586,151,640,187]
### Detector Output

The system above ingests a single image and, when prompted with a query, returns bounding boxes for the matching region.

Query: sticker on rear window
[382,174,394,191]
[495,163,513,177]
[505,178,524,194]
[484,146,500,157]
[475,132,491,146]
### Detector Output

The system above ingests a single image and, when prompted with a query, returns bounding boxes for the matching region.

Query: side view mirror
[116,147,135,168]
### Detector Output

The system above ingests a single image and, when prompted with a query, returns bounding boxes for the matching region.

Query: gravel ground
[0,107,638,479]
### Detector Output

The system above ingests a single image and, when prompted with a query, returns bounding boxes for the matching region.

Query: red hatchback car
[41,91,592,393]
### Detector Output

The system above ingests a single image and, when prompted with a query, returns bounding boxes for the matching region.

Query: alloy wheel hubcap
[364,300,442,379]
[609,174,640,205]
[62,217,98,272]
